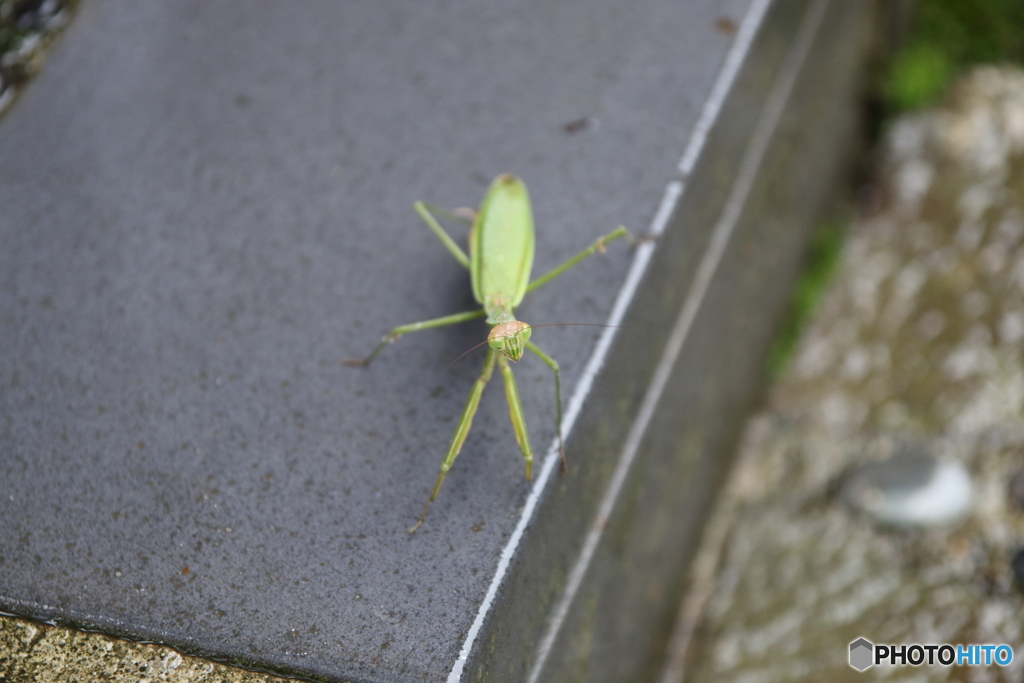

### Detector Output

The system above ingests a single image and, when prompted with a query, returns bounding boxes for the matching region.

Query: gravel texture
[680,65,1024,682]
[0,614,290,683]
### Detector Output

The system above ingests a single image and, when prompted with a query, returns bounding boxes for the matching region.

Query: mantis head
[488,320,531,362]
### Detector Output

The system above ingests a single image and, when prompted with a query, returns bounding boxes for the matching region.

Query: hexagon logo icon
[849,638,874,671]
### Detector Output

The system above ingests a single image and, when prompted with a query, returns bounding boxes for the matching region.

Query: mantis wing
[471,174,535,310]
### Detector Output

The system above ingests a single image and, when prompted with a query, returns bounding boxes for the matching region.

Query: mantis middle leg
[344,308,486,367]
[525,340,566,472]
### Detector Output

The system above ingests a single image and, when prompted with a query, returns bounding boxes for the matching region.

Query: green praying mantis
[346,174,631,532]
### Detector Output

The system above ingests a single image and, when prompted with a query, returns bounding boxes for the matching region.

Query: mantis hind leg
[410,346,497,533]
[525,226,634,294]
[525,341,565,472]
[497,355,534,481]
[414,201,472,269]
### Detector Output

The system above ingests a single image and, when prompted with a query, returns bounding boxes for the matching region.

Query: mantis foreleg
[410,346,497,533]
[497,355,533,481]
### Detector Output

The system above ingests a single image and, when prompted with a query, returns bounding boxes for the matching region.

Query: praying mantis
[346,174,631,532]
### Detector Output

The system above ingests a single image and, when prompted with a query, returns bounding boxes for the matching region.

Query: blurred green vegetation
[884,0,1024,111]
[0,0,75,87]
[0,3,28,57]
[769,0,1024,378]
[767,217,846,379]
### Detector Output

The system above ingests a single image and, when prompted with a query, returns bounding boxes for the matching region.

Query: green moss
[884,0,1024,112]
[884,43,951,111]
[767,217,845,378]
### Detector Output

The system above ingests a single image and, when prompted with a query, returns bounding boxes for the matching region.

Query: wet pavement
[671,65,1024,683]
